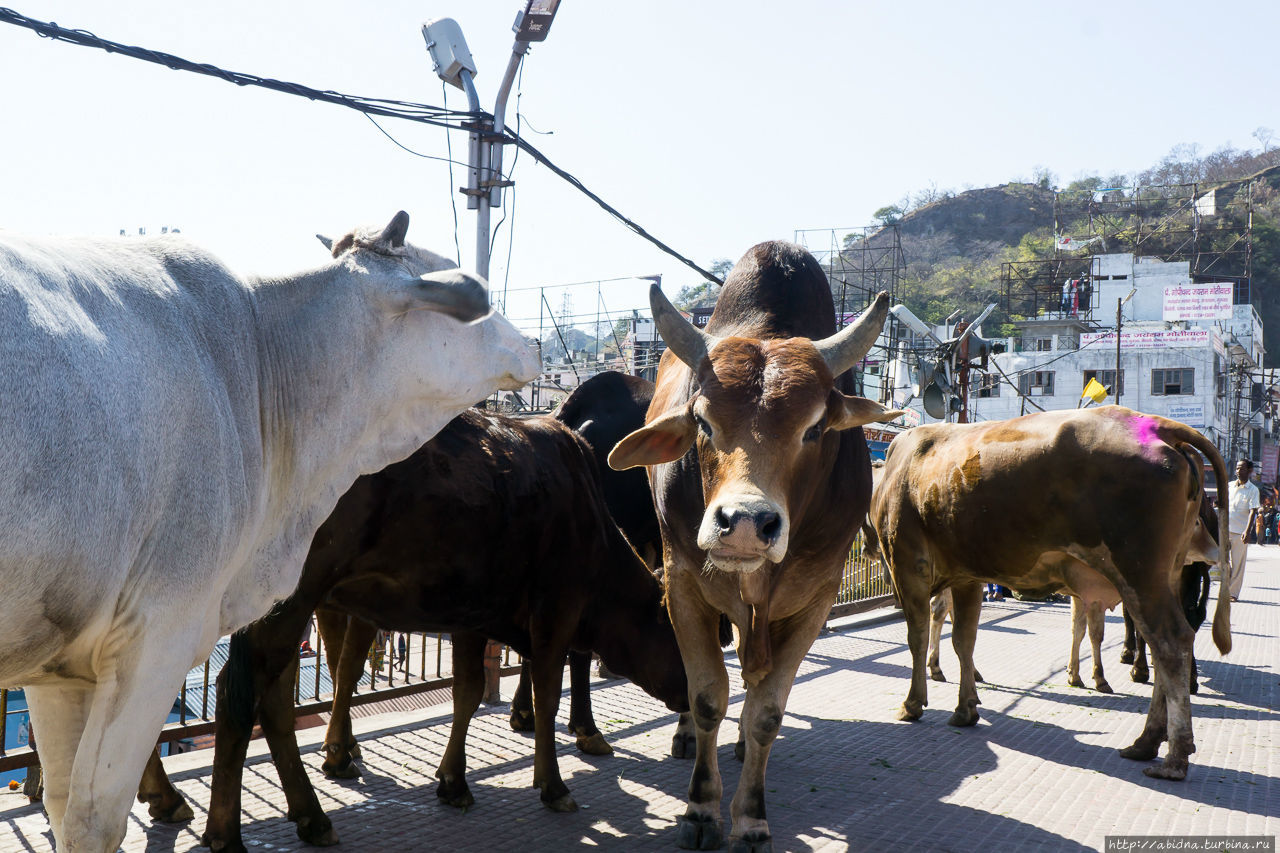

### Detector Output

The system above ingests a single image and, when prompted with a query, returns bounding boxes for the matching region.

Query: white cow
[0,211,539,852]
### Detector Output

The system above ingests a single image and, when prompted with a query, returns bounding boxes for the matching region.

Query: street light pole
[422,3,561,282]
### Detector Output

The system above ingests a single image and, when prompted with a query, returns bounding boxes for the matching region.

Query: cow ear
[390,269,491,323]
[828,391,904,430]
[608,408,697,470]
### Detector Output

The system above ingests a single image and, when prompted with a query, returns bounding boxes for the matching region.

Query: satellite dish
[923,382,948,419]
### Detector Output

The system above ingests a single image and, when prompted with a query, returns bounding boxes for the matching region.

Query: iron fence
[0,535,890,777]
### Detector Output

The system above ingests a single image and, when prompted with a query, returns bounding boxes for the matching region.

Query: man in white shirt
[1226,459,1260,602]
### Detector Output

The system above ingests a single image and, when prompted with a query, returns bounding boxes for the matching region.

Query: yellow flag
[1082,377,1108,403]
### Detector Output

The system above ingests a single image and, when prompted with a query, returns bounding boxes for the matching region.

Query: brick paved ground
[2,552,1275,852]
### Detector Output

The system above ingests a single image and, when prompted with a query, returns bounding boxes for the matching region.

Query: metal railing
[0,535,890,776]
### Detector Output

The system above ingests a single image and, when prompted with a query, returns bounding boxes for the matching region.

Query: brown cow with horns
[609,242,899,852]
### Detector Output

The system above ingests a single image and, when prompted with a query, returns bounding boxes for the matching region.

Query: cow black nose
[757,511,781,544]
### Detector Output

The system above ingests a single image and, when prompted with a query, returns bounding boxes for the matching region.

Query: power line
[0,6,721,286]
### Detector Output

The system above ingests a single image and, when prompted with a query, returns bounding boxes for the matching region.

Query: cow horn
[379,210,411,248]
[650,282,715,370]
[812,291,890,376]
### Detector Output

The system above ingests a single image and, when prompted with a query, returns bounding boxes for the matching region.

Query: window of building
[1151,368,1194,396]
[1083,369,1124,397]
[1020,371,1055,396]
[976,374,1001,398]
[1034,338,1053,352]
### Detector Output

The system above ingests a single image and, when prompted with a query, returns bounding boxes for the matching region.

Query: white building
[888,252,1267,463]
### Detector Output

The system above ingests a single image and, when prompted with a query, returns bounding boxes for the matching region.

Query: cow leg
[947,580,984,727]
[22,683,89,847]
[436,630,488,808]
[672,712,696,759]
[567,650,612,755]
[316,609,362,764]
[1119,597,1195,779]
[1068,595,1087,688]
[891,553,933,722]
[667,573,729,851]
[253,653,337,846]
[527,622,578,811]
[927,590,951,682]
[729,599,832,853]
[1120,606,1137,665]
[1131,631,1150,684]
[49,627,196,853]
[510,658,536,732]
[203,602,321,853]
[1086,600,1112,693]
[136,746,195,823]
[320,615,378,779]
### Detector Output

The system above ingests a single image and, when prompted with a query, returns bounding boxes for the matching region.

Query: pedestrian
[1261,498,1277,546]
[1226,459,1260,602]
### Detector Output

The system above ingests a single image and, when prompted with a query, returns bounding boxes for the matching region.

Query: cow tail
[221,628,258,733]
[1159,418,1231,655]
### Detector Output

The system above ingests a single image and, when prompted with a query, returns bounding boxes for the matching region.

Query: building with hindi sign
[885,251,1274,473]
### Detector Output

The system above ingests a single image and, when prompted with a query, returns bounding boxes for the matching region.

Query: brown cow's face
[687,337,828,571]
[611,335,900,575]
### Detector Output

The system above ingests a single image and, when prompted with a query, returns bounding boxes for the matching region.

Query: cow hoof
[929,668,946,683]
[676,814,724,850]
[672,731,696,759]
[1130,666,1149,684]
[1143,760,1188,781]
[295,814,339,847]
[1067,674,1084,689]
[1095,680,1114,694]
[730,830,773,853]
[510,708,536,733]
[542,791,579,813]
[947,707,979,727]
[1119,740,1160,762]
[575,732,614,756]
[147,797,195,823]
[1119,648,1135,665]
[199,832,246,853]
[896,702,923,722]
[436,778,475,809]
[321,758,362,780]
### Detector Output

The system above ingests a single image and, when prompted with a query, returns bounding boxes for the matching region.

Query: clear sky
[1,1,1277,336]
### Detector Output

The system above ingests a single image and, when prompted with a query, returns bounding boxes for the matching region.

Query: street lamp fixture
[513,0,561,42]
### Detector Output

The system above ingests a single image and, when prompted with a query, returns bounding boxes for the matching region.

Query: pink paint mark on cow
[1131,415,1162,447]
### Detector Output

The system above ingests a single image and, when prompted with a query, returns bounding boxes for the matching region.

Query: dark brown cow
[196,409,688,852]
[509,371,663,754]
[609,242,898,852]
[871,406,1231,781]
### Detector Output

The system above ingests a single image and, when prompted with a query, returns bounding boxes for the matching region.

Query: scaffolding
[794,224,906,402]
[1000,181,1256,323]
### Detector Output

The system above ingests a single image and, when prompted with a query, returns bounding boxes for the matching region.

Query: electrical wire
[0,6,721,286]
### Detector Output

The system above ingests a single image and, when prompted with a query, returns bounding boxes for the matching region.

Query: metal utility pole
[423,3,562,282]
[1115,297,1123,406]
[1114,288,1136,406]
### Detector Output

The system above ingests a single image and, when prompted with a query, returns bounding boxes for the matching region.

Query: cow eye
[694,414,713,437]
[803,421,824,442]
